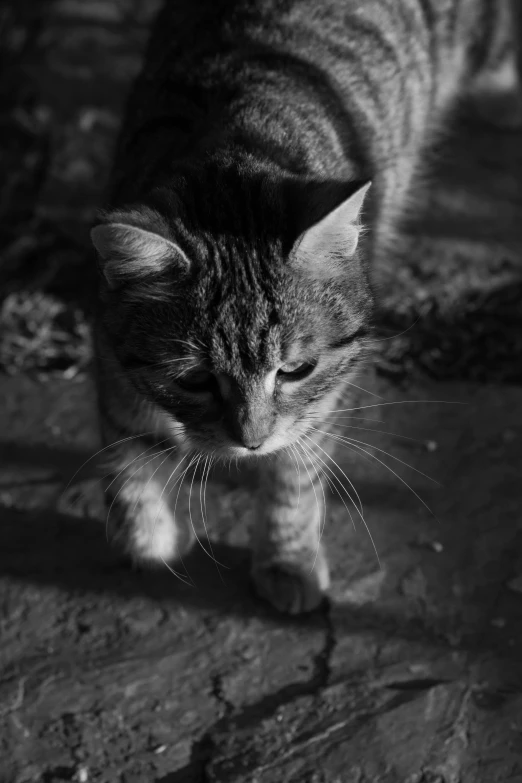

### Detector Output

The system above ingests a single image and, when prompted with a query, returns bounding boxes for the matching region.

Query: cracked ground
[0,2,522,782]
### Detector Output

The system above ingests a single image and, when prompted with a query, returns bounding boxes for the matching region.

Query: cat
[91,0,521,614]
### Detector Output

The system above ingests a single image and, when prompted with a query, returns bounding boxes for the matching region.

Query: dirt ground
[1,2,522,782]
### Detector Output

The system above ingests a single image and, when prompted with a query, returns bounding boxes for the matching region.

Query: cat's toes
[252,555,330,615]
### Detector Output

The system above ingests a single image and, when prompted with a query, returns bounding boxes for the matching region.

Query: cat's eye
[277,360,316,382]
[177,369,215,392]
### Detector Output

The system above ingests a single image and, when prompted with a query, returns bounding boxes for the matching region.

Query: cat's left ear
[91,208,190,289]
[293,181,371,277]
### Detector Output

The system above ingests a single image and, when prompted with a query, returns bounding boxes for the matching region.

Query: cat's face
[123,285,369,458]
[93,178,373,457]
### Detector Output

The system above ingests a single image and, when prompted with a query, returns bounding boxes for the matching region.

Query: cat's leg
[95,345,196,567]
[101,438,196,567]
[251,443,330,614]
[469,0,522,129]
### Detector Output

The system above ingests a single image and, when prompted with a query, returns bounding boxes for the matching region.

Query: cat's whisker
[198,453,225,581]
[148,452,195,587]
[94,354,195,369]
[285,444,302,517]
[300,434,382,568]
[323,432,438,521]
[295,440,328,571]
[366,317,421,343]
[201,452,212,530]
[123,448,177,543]
[199,454,208,542]
[319,467,356,532]
[104,445,177,543]
[166,450,208,583]
[171,338,205,353]
[176,338,202,348]
[158,557,194,586]
[294,439,322,565]
[187,454,201,562]
[319,422,424,444]
[203,452,215,529]
[186,454,228,572]
[301,441,357,535]
[319,400,466,416]
[205,452,223,574]
[142,449,184,549]
[61,431,158,497]
[103,443,173,500]
[300,436,361,528]
[302,432,364,518]
[171,452,198,521]
[126,442,178,515]
[311,427,439,484]
[69,439,174,525]
[307,415,385,424]
[297,440,324,528]
[343,380,383,399]
[156,356,196,364]
[161,452,198,588]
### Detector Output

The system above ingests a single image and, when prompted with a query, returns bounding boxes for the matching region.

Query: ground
[0,2,522,782]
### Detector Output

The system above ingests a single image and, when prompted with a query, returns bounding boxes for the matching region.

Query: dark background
[0,0,160,377]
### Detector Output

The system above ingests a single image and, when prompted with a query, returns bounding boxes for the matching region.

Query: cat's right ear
[290,181,371,279]
[91,214,189,289]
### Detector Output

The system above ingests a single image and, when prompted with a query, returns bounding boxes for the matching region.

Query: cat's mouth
[184,420,308,460]
[227,443,273,458]
[186,437,281,459]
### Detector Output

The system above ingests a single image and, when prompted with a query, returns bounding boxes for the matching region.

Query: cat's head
[92,171,373,457]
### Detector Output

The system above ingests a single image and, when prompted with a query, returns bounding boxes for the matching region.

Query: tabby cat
[91,0,521,614]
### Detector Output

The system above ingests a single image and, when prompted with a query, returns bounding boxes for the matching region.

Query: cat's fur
[92,0,521,613]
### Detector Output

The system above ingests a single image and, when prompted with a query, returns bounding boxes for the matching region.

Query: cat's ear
[293,181,371,277]
[91,210,189,289]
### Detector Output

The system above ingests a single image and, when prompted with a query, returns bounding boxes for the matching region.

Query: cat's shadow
[0,500,325,628]
[0,488,513,656]
[0,436,402,632]
[0,439,258,620]
[1,439,518,654]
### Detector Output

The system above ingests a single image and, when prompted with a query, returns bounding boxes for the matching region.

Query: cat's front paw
[107,494,195,568]
[252,552,330,615]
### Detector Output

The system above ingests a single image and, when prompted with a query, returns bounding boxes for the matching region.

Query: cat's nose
[236,420,273,450]
[242,437,263,451]
[233,423,270,450]
[227,398,274,450]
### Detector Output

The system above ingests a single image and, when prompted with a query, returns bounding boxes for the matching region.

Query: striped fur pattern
[92,0,521,613]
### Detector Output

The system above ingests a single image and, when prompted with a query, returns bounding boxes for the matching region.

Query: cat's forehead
[191,308,322,382]
[206,316,282,376]
[182,244,345,376]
